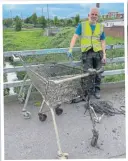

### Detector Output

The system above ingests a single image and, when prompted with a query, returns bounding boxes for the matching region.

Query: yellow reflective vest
[81,21,104,52]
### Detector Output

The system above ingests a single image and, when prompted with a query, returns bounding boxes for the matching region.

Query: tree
[3,18,13,27]
[59,19,65,27]
[54,16,58,26]
[24,17,30,23]
[50,19,54,26]
[31,13,37,27]
[38,16,47,29]
[24,16,33,24]
[66,19,73,26]
[74,14,80,26]
[98,16,103,22]
[15,16,22,31]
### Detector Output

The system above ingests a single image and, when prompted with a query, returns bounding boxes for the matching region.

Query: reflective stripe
[81,44,101,48]
[81,45,92,48]
[81,22,85,36]
[81,36,100,40]
[93,44,101,47]
[81,36,91,38]
[81,21,102,52]
[93,37,100,40]
[100,24,103,34]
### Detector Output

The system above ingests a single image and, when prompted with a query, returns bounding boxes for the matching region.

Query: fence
[3,44,124,90]
[104,26,124,39]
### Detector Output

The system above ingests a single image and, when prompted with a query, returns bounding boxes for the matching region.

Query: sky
[2,3,124,19]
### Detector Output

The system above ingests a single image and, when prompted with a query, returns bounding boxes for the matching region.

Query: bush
[15,16,22,31]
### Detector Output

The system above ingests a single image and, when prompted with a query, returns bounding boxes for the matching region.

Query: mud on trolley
[16,53,104,159]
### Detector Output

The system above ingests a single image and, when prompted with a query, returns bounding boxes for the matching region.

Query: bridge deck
[4,87,125,159]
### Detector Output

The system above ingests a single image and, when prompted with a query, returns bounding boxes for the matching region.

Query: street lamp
[47,4,50,29]
[96,3,100,8]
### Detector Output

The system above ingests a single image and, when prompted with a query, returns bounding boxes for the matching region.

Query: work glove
[102,54,106,64]
[67,48,73,58]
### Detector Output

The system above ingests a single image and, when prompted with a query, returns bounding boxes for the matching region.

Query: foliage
[31,13,38,27]
[15,16,22,31]
[54,16,59,26]
[74,14,80,26]
[3,27,124,53]
[102,74,124,83]
[3,27,124,88]
[3,18,13,27]
[38,16,47,29]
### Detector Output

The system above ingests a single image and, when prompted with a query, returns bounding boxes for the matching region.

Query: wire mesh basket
[18,53,90,106]
[17,52,102,159]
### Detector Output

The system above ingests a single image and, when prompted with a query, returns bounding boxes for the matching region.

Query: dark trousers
[81,49,103,92]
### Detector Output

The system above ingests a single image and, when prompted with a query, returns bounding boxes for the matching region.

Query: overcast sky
[3,3,124,19]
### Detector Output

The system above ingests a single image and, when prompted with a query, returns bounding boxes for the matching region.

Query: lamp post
[96,3,101,22]
[96,3,100,8]
[47,4,50,29]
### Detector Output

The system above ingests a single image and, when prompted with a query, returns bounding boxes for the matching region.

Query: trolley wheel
[55,107,63,115]
[18,97,25,104]
[58,152,69,159]
[58,155,68,159]
[38,113,47,122]
[23,111,31,119]
[91,136,98,147]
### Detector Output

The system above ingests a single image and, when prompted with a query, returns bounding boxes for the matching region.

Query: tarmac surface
[4,87,126,159]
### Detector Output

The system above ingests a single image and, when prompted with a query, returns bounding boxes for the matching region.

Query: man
[67,7,106,99]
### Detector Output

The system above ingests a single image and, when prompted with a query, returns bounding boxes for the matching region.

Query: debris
[112,128,117,133]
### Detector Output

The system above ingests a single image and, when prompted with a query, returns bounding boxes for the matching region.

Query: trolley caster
[58,152,69,159]
[91,129,99,147]
[18,97,25,104]
[91,136,98,147]
[38,113,47,122]
[22,111,31,119]
[55,107,63,116]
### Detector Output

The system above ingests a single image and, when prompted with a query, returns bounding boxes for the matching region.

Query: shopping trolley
[17,53,104,159]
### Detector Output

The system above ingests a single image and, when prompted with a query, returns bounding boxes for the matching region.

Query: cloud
[3,4,17,10]
[35,5,75,19]
[79,3,124,16]
[3,3,124,19]
[3,4,25,12]
[50,7,72,12]
[80,3,95,8]
[35,7,47,13]
[35,6,72,13]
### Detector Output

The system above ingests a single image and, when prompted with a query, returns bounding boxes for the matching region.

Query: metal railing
[3,44,124,89]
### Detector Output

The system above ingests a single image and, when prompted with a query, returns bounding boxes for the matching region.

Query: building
[102,12,124,19]
[108,11,124,19]
[44,27,60,36]
[102,19,124,27]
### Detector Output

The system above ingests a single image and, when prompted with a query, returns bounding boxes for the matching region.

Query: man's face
[89,9,99,24]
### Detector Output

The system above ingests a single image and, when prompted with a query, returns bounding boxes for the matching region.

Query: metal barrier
[3,45,124,89]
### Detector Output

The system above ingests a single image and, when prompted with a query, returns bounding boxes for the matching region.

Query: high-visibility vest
[81,21,104,52]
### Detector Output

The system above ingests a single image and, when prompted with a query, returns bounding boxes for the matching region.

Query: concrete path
[4,87,126,159]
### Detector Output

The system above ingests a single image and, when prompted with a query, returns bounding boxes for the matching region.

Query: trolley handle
[68,56,76,67]
[13,54,24,62]
[12,54,22,62]
[87,67,104,75]
[52,67,104,84]
[12,53,19,57]
[68,56,73,62]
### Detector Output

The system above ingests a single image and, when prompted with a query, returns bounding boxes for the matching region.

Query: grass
[102,74,124,83]
[105,48,124,58]
[3,27,125,89]
[105,36,124,45]
[3,29,53,51]
[3,27,124,51]
[104,63,124,70]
